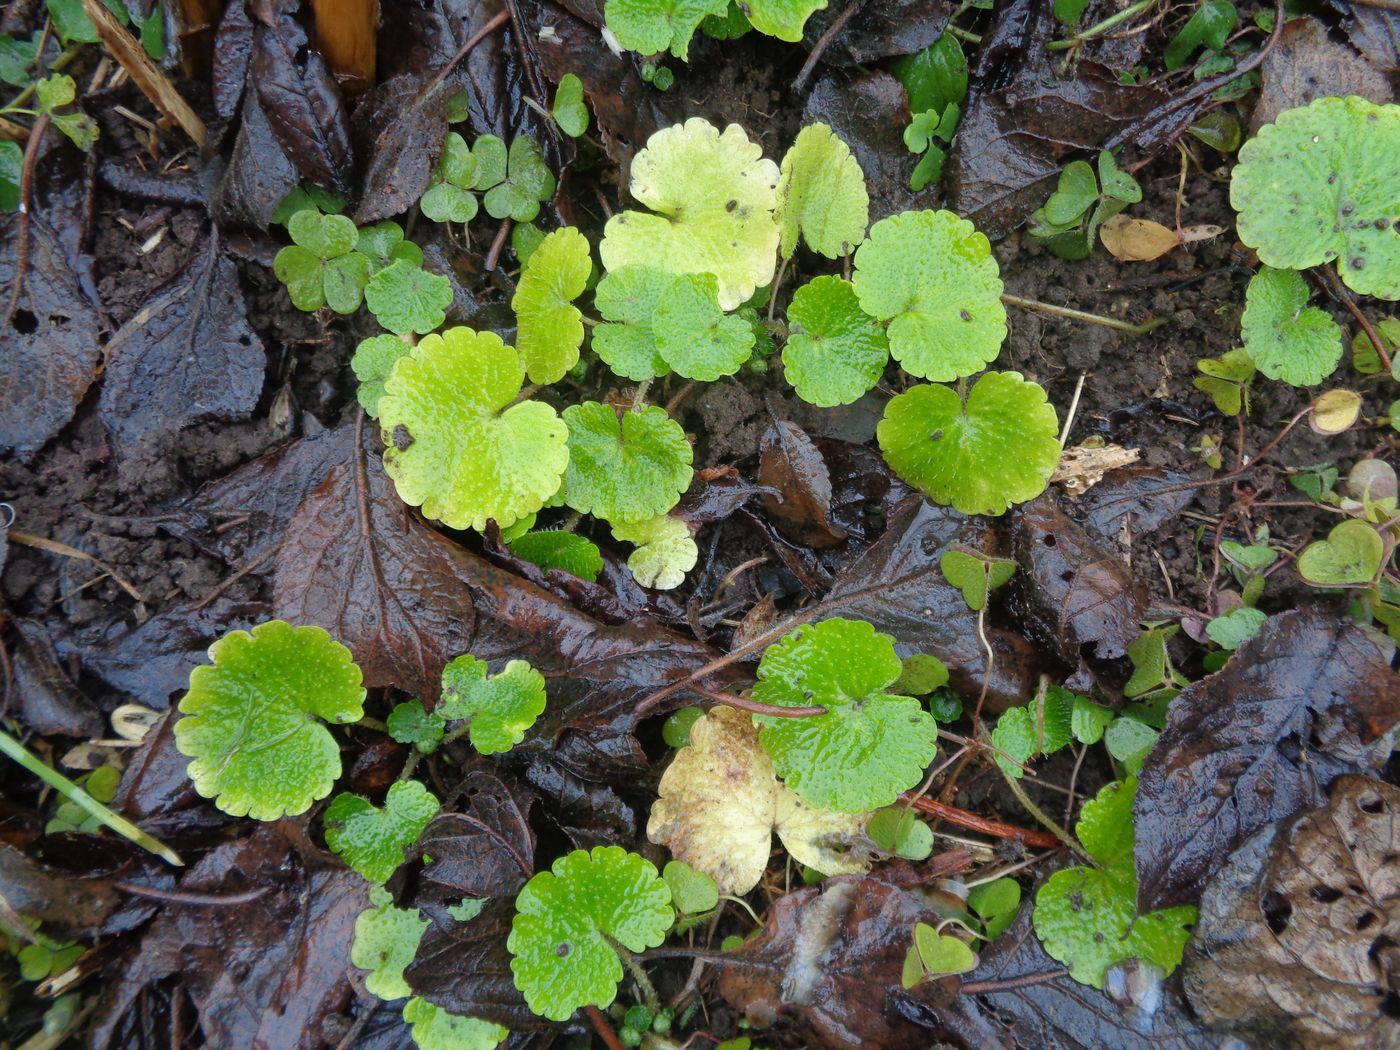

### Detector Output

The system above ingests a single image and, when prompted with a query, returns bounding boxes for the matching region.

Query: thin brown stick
[792,0,864,92]
[4,112,48,325]
[113,881,270,906]
[899,794,1064,850]
[9,528,142,600]
[960,969,1069,995]
[484,217,512,271]
[693,686,827,718]
[423,9,511,97]
[584,1006,627,1050]
[1321,265,1393,373]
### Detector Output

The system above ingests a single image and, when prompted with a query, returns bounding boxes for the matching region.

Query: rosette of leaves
[851,210,1006,380]
[557,402,694,524]
[877,371,1061,516]
[1240,266,1343,386]
[592,266,673,381]
[420,132,504,223]
[440,654,548,754]
[782,275,889,407]
[611,514,698,589]
[599,118,780,310]
[1027,151,1141,260]
[508,846,674,1021]
[376,327,569,532]
[775,122,869,259]
[510,227,592,383]
[174,620,365,820]
[1230,95,1400,300]
[324,780,440,883]
[1193,348,1255,416]
[273,211,372,313]
[1033,778,1197,988]
[750,618,939,813]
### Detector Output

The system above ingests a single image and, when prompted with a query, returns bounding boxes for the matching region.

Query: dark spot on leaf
[726,199,738,211]
[11,310,37,334]
[1356,911,1378,932]
[1308,884,1342,903]
[393,424,414,451]
[929,430,943,441]
[555,942,571,957]
[960,309,972,321]
[1262,890,1292,934]
[1359,794,1385,814]
[1352,257,1366,270]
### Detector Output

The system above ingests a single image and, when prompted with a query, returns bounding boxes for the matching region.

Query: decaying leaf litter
[2,0,1400,1046]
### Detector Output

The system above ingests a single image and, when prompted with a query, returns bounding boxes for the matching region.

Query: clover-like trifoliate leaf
[611,514,698,589]
[175,620,365,820]
[552,73,589,137]
[357,221,423,270]
[558,402,693,524]
[600,119,780,310]
[507,530,604,581]
[325,780,440,884]
[592,266,673,381]
[603,0,727,59]
[509,846,674,1021]
[378,327,569,532]
[439,655,548,755]
[352,334,412,418]
[776,123,868,259]
[654,273,756,380]
[1239,266,1343,386]
[420,132,490,223]
[1297,518,1385,585]
[274,211,372,313]
[1231,96,1400,300]
[878,372,1060,516]
[751,618,938,813]
[352,887,429,1000]
[511,226,592,384]
[782,275,888,407]
[364,259,454,336]
[402,997,507,1050]
[1033,778,1196,988]
[387,699,446,753]
[852,210,1006,380]
[482,136,556,222]
[938,548,1016,611]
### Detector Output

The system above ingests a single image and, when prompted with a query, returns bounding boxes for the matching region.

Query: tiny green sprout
[324,780,440,884]
[1164,0,1236,70]
[600,118,780,311]
[357,220,424,270]
[1070,693,1115,745]
[1240,267,1343,386]
[989,684,1074,778]
[1033,778,1196,988]
[866,806,934,861]
[781,275,889,408]
[509,845,674,1021]
[851,210,1006,381]
[352,887,429,1000]
[653,273,756,380]
[271,184,346,227]
[903,103,959,191]
[440,655,548,755]
[402,996,508,1050]
[751,618,938,813]
[593,266,674,381]
[1028,151,1141,259]
[17,936,83,982]
[1297,519,1386,586]
[662,859,720,914]
[661,706,705,748]
[364,259,454,336]
[511,226,592,384]
[1205,607,1267,652]
[508,530,604,581]
[1231,95,1400,299]
[1124,624,1189,702]
[877,372,1061,516]
[31,73,97,149]
[1192,348,1255,416]
[377,327,569,532]
[967,877,1021,940]
[775,122,869,260]
[175,620,365,820]
[351,334,412,418]
[611,514,698,590]
[420,132,493,223]
[387,699,445,753]
[45,764,120,835]
[901,922,977,989]
[639,59,675,90]
[891,653,949,696]
[273,211,372,314]
[558,402,694,524]
[938,548,1016,612]
[552,73,589,137]
[483,136,556,222]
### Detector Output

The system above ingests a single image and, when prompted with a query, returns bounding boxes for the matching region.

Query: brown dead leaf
[1100,215,1180,261]
[1253,16,1393,132]
[758,420,847,549]
[1050,443,1141,495]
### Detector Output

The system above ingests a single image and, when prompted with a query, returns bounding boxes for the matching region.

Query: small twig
[484,217,513,271]
[1058,371,1088,448]
[792,0,865,92]
[422,9,511,97]
[899,794,1064,850]
[996,763,1092,863]
[960,969,1069,995]
[9,527,141,600]
[1320,265,1393,373]
[4,112,48,325]
[631,379,652,412]
[113,881,270,905]
[693,685,827,718]
[1063,744,1089,832]
[664,380,698,416]
[585,1006,627,1050]
[1002,293,1165,335]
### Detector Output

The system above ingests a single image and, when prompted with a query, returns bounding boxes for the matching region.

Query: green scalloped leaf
[439,655,548,755]
[508,846,674,1021]
[325,780,440,884]
[592,266,674,381]
[352,334,412,418]
[746,0,828,41]
[174,620,365,821]
[1239,266,1343,386]
[352,887,429,1000]
[989,685,1074,778]
[654,273,755,380]
[603,0,728,59]
[751,618,938,813]
[600,118,780,310]
[508,531,604,581]
[1231,96,1400,300]
[402,997,507,1050]
[877,372,1060,516]
[387,699,446,753]
[483,136,556,222]
[611,514,697,590]
[776,123,869,259]
[364,259,454,336]
[558,402,693,524]
[378,327,569,532]
[782,275,888,407]
[274,211,372,313]
[511,226,592,384]
[851,210,1006,380]
[357,221,424,270]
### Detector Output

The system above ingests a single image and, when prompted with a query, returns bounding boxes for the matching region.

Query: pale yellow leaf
[1100,215,1180,262]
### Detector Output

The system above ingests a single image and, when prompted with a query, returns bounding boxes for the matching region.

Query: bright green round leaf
[776,123,869,259]
[745,0,828,41]
[386,699,446,753]
[273,244,371,314]
[1297,518,1385,584]
[553,73,589,137]
[782,275,888,407]
[938,549,1016,611]
[352,334,412,418]
[1043,160,1097,226]
[324,780,441,884]
[1103,716,1158,773]
[663,859,720,913]
[611,514,698,589]
[593,266,674,381]
[439,655,548,755]
[603,0,728,59]
[1231,96,1400,300]
[511,226,592,384]
[421,181,478,224]
[852,210,1006,380]
[654,273,755,380]
[599,118,780,311]
[352,887,429,1000]
[175,620,365,820]
[482,136,556,222]
[751,618,938,813]
[402,997,507,1050]
[878,372,1060,516]
[558,402,693,524]
[507,530,604,581]
[1240,266,1343,386]
[662,706,704,748]
[509,846,674,1021]
[378,327,569,532]
[288,209,358,257]
[364,259,454,336]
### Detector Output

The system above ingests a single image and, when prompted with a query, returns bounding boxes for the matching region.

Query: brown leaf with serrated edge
[759,420,847,549]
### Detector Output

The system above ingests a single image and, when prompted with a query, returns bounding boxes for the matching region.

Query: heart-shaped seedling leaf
[552,73,589,137]
[1097,150,1142,204]
[386,699,445,753]
[852,210,1006,381]
[377,327,569,532]
[1043,160,1099,226]
[1033,778,1196,988]
[402,996,508,1050]
[878,372,1061,516]
[593,266,674,381]
[1240,267,1343,386]
[351,334,412,418]
[439,655,548,755]
[990,685,1074,778]
[1103,716,1157,773]
[357,221,423,270]
[938,548,1016,611]
[776,122,869,260]
[915,922,978,976]
[967,877,1022,940]
[507,530,604,581]
[866,806,934,860]
[509,845,674,1021]
[558,402,693,524]
[420,132,493,223]
[1071,693,1115,745]
[1310,388,1362,435]
[604,0,728,58]
[654,273,756,380]
[752,618,939,813]
[1231,95,1400,300]
[273,211,372,313]
[611,514,698,589]
[892,653,949,696]
[662,860,720,914]
[364,259,454,336]
[175,620,365,820]
[352,887,429,1000]
[510,226,592,383]
[1193,348,1255,417]
[1297,518,1385,585]
[272,184,346,227]
[782,275,889,407]
[482,136,556,222]
[325,779,440,884]
[1205,607,1268,651]
[600,118,780,310]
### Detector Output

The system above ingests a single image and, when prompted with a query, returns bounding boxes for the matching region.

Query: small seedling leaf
[938,549,1015,611]
[482,136,556,222]
[593,266,674,380]
[352,887,430,1000]
[776,123,869,259]
[866,806,933,860]
[357,221,423,270]
[662,860,720,914]
[402,997,507,1050]
[989,686,1074,778]
[325,780,440,884]
[653,273,756,380]
[351,334,412,418]
[558,401,693,524]
[1103,716,1158,773]
[913,923,977,975]
[507,530,604,581]
[386,699,445,753]
[274,212,371,313]
[892,653,949,696]
[967,877,1021,939]
[611,514,698,589]
[1240,267,1343,386]
[552,73,589,137]
[1164,0,1236,69]
[1043,161,1098,226]
[364,259,454,336]
[1071,694,1115,745]
[511,226,592,383]
[1296,519,1384,585]
[1096,150,1142,203]
[439,655,548,755]
[782,275,889,407]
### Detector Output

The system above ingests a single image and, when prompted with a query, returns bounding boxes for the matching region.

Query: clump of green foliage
[1028,150,1142,260]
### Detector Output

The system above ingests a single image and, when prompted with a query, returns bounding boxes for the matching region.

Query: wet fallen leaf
[0,844,120,938]
[1333,0,1400,77]
[758,420,848,549]
[1050,443,1141,496]
[215,86,302,228]
[1099,215,1180,262]
[352,73,454,224]
[1252,16,1392,132]
[803,71,920,222]
[7,618,97,737]
[799,0,953,66]
[1135,608,1400,909]
[1075,464,1211,545]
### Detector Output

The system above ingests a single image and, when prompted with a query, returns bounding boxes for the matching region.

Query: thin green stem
[945,25,981,43]
[1047,0,1156,51]
[602,933,662,1013]
[994,757,1091,863]
[1002,293,1166,334]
